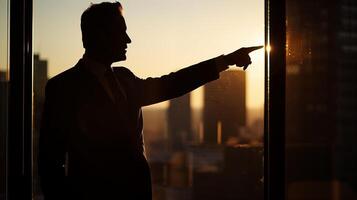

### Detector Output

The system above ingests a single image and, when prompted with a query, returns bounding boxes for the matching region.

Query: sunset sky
[0,0,8,76]
[32,0,264,109]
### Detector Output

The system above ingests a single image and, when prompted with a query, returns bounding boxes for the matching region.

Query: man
[39,2,262,200]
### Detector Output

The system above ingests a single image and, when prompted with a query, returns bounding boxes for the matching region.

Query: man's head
[81,2,131,63]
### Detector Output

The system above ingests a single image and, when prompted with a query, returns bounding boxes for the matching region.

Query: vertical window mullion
[8,0,33,199]
[264,0,286,199]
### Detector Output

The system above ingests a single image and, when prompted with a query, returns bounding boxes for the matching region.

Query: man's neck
[84,51,113,68]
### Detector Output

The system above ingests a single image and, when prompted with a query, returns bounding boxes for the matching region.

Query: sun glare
[266,45,271,53]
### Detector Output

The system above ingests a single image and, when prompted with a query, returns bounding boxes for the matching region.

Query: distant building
[0,71,7,134]
[33,54,48,197]
[0,71,7,198]
[33,53,48,134]
[142,108,169,162]
[164,187,192,200]
[192,145,263,200]
[152,185,192,200]
[34,54,48,104]
[167,93,192,151]
[0,71,7,135]
[187,144,224,174]
[203,70,246,144]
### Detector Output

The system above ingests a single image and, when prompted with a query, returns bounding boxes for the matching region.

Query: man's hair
[81,2,123,50]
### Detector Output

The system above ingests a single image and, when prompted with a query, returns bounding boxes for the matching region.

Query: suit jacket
[39,58,220,200]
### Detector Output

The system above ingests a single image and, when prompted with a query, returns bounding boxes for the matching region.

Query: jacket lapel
[76,60,128,117]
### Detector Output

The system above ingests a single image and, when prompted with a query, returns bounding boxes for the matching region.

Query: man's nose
[126,33,131,44]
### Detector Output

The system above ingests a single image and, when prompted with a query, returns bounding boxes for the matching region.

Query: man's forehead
[119,16,127,30]
[118,5,123,14]
[113,14,127,30]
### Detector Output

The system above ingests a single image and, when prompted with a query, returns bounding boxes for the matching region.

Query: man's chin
[114,54,126,62]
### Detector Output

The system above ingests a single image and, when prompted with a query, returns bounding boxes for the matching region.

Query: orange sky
[33,0,264,109]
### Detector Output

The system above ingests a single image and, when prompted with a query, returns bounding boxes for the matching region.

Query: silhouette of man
[39,2,262,200]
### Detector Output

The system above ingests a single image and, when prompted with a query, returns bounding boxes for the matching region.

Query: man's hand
[224,46,263,70]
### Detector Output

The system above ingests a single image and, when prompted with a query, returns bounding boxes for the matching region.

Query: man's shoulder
[113,66,135,76]
[113,66,138,80]
[46,61,82,90]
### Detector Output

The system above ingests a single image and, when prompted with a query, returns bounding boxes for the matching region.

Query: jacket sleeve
[38,79,68,200]
[120,58,220,107]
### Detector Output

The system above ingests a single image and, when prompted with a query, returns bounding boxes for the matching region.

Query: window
[33,1,265,200]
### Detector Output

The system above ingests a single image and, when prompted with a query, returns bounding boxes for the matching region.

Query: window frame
[7,0,287,199]
[8,0,33,199]
[264,0,286,200]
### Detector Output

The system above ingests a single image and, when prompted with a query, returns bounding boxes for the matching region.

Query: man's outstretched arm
[120,46,263,107]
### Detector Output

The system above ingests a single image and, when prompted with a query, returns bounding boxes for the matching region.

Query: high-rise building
[33,54,48,196]
[203,70,246,144]
[33,53,48,136]
[0,71,7,199]
[167,93,192,151]
[286,0,335,144]
[0,71,7,135]
[286,0,357,192]
[0,71,7,134]
[286,0,357,143]
[33,53,48,139]
[34,54,48,104]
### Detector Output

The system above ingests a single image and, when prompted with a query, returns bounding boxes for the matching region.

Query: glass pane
[286,0,357,199]
[0,0,9,199]
[33,1,264,199]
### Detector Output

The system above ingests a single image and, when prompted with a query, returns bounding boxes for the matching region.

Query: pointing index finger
[244,45,264,53]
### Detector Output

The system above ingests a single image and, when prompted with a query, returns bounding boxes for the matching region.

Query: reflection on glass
[0,0,8,199]
[286,0,357,199]
[33,1,264,199]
